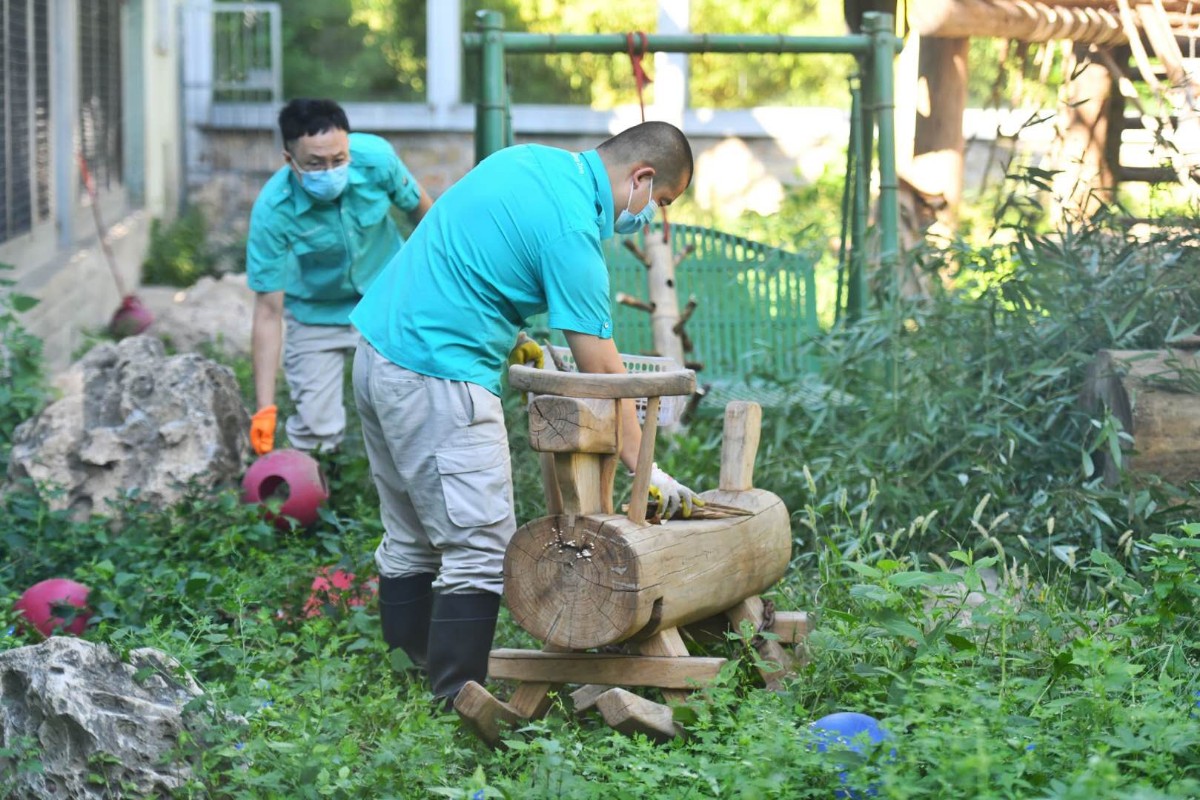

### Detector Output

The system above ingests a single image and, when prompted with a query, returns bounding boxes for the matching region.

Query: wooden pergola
[913,0,1200,45]
[894,0,1200,227]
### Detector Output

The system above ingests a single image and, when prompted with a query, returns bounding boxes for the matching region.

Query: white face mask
[614,177,656,234]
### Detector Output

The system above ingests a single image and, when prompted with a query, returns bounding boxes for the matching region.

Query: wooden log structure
[503,487,790,650]
[1080,347,1200,484]
[913,0,1200,44]
[454,367,804,745]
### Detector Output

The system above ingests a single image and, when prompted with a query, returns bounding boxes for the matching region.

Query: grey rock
[138,273,257,359]
[7,335,250,515]
[0,637,205,799]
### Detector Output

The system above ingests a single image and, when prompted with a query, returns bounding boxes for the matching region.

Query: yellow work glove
[648,464,704,520]
[250,405,277,456]
[507,333,544,370]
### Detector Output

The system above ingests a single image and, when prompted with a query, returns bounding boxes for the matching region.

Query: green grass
[4,205,1200,798]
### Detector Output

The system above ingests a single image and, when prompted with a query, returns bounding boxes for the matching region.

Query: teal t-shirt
[245,132,422,325]
[351,145,615,395]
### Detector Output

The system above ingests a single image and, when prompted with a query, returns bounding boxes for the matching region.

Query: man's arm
[564,330,704,519]
[252,291,285,410]
[409,186,433,224]
[563,331,642,471]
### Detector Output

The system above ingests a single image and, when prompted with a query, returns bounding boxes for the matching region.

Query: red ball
[14,578,92,637]
[241,448,329,529]
[109,295,154,339]
[302,567,378,618]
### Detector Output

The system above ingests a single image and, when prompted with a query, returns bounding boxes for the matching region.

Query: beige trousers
[282,313,361,452]
[352,339,515,594]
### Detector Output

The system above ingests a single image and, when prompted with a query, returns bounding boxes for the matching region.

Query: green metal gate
[526,223,819,411]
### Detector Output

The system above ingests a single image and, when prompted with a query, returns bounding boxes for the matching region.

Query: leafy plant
[0,267,46,470]
[142,207,219,287]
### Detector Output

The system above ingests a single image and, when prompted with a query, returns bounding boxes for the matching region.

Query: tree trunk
[913,36,968,227]
[1052,45,1116,222]
[1080,348,1200,485]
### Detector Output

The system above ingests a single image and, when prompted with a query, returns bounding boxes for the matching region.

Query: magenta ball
[15,578,92,637]
[241,448,329,529]
[109,295,154,338]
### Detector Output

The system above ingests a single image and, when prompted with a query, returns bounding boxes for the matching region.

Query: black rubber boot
[378,573,436,669]
[427,591,501,709]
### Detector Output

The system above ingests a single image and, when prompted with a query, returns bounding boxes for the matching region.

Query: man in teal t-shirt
[350,121,702,709]
[245,98,432,455]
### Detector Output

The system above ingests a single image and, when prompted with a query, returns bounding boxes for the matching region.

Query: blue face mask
[296,163,350,202]
[614,177,656,235]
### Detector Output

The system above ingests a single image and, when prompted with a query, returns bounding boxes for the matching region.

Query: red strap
[626,31,670,241]
[625,31,652,122]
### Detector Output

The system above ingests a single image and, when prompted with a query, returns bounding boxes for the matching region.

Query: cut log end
[503,515,641,649]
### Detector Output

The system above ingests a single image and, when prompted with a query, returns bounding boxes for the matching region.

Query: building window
[0,0,51,245]
[78,0,122,194]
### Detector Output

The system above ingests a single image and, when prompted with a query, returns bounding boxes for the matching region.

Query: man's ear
[633,165,655,185]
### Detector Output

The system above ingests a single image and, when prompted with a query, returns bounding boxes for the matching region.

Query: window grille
[0,0,51,245]
[78,0,122,195]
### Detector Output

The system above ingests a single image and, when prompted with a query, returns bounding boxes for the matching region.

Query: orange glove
[250,405,277,455]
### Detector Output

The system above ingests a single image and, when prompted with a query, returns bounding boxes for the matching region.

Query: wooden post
[913,36,968,229]
[1052,43,1116,223]
[719,401,762,491]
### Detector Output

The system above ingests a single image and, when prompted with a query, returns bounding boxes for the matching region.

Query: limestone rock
[138,273,256,359]
[7,335,250,515]
[0,637,205,799]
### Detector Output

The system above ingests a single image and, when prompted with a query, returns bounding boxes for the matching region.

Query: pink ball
[14,578,92,637]
[241,448,329,529]
[109,295,154,339]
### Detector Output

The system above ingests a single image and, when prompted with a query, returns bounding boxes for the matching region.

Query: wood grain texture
[486,649,726,688]
[595,688,681,742]
[528,396,618,454]
[719,401,762,491]
[503,488,792,649]
[508,364,695,399]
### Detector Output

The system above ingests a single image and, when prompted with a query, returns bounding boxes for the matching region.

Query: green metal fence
[464,12,901,325]
[465,12,899,409]
[526,223,819,410]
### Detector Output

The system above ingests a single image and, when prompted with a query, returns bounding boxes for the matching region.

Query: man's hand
[507,332,544,370]
[250,405,277,455]
[649,464,704,520]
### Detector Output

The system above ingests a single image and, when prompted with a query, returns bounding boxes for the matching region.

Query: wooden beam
[595,688,681,742]
[911,0,1128,44]
[508,364,696,400]
[487,648,726,688]
[454,681,525,747]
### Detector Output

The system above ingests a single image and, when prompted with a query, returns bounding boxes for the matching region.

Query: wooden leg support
[454,681,526,748]
[635,628,694,705]
[595,688,681,742]
[725,596,793,691]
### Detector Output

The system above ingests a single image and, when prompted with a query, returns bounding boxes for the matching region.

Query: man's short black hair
[278,99,351,150]
[597,121,694,191]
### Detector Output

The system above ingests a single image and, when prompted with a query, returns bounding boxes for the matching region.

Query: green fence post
[475,10,507,163]
[847,78,867,322]
[864,12,899,293]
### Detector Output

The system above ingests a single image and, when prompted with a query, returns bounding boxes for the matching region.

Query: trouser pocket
[435,441,511,528]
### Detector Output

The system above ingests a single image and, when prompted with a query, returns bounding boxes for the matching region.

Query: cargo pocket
[436,440,511,528]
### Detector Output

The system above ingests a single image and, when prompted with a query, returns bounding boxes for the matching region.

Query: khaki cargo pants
[352,339,516,595]
[282,312,361,452]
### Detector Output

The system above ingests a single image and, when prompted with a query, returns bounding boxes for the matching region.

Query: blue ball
[810,712,892,799]
[811,712,889,750]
